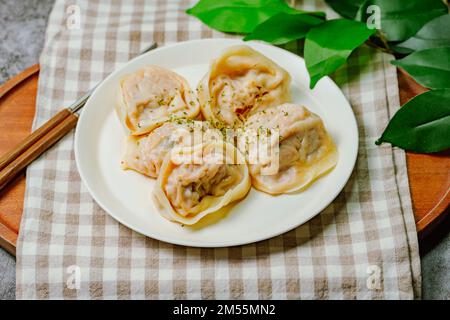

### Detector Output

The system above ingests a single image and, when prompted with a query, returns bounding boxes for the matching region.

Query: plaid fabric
[16,0,421,299]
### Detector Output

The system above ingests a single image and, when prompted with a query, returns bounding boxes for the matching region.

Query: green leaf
[376,89,450,153]
[325,0,365,19]
[357,0,448,42]
[304,19,375,89]
[391,47,450,89]
[393,15,450,54]
[186,0,298,33]
[243,12,324,45]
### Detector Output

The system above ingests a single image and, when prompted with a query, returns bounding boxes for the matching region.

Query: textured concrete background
[0,0,55,301]
[0,0,449,300]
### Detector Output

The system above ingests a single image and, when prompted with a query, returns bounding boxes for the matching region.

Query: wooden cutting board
[0,64,449,256]
[0,65,39,256]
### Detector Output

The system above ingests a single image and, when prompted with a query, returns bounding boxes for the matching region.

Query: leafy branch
[187,0,450,153]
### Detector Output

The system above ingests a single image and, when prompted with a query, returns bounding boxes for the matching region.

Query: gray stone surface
[0,0,449,300]
[0,249,15,300]
[0,0,55,83]
[420,212,450,300]
[0,0,55,300]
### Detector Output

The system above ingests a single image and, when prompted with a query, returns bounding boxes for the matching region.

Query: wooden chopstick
[0,112,79,190]
[0,108,73,171]
[0,76,109,173]
[0,42,157,192]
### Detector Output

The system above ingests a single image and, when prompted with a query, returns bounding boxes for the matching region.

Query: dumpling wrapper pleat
[116,65,200,135]
[240,103,338,195]
[121,120,221,178]
[152,141,251,225]
[198,45,291,127]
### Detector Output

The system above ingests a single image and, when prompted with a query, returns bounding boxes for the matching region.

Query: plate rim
[74,38,359,248]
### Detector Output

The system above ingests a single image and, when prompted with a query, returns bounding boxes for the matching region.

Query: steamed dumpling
[197,45,291,127]
[238,103,338,194]
[153,141,251,225]
[116,65,200,135]
[121,120,222,178]
[121,121,179,178]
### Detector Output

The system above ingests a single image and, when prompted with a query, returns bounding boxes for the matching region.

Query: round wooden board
[397,68,450,239]
[0,64,39,255]
[0,65,449,255]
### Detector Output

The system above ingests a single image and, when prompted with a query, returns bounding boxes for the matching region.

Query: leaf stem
[365,39,393,54]
[365,30,394,54]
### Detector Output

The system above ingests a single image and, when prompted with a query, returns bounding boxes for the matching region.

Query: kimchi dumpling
[153,141,251,225]
[116,65,200,135]
[239,103,338,194]
[121,120,222,178]
[197,45,291,127]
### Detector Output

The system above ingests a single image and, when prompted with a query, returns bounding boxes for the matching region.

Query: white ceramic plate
[75,39,358,247]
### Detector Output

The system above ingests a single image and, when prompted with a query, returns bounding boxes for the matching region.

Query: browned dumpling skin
[116,65,200,135]
[197,45,291,127]
[238,103,338,194]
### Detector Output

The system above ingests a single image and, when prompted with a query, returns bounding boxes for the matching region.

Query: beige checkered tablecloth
[16,0,421,299]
